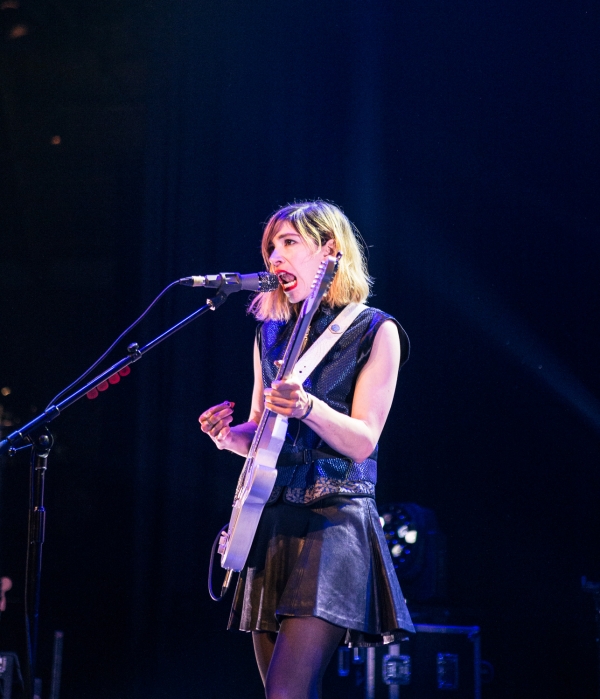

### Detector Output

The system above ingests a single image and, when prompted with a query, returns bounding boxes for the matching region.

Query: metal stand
[23,429,53,696]
[582,577,600,699]
[0,280,239,698]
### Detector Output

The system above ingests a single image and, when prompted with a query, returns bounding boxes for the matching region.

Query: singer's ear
[323,239,336,257]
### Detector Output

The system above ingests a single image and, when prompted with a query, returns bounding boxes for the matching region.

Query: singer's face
[268,222,333,304]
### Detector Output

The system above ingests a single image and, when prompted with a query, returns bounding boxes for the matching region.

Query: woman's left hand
[264,379,311,420]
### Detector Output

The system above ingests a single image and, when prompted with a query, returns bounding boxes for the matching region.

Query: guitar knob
[218,531,229,556]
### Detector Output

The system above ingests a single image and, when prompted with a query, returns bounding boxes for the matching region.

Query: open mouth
[277,271,298,292]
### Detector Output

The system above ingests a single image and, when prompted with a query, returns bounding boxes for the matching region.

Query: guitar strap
[291,303,368,383]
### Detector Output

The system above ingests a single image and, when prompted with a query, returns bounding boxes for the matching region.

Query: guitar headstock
[302,252,341,316]
[275,252,342,380]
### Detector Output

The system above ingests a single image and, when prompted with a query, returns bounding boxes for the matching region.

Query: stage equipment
[179,271,278,292]
[0,652,23,699]
[378,503,447,602]
[326,625,484,699]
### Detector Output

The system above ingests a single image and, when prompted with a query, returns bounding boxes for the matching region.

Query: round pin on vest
[330,324,341,333]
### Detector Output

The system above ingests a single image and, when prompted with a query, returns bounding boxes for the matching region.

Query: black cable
[45,279,180,410]
[208,524,234,602]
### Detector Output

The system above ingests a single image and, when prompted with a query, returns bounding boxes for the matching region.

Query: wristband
[300,396,314,421]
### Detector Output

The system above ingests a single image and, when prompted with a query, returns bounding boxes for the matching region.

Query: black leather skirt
[228,494,415,646]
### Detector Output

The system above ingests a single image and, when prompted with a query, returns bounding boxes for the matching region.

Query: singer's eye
[283,239,296,246]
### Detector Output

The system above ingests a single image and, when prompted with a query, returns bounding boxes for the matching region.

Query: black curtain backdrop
[129,2,600,697]
[1,1,599,698]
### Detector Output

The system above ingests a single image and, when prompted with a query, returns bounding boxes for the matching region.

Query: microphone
[179,271,279,293]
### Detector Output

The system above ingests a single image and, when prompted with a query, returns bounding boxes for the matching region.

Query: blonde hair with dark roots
[248,200,372,322]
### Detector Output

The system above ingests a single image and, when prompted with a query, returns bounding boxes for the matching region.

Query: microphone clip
[179,272,238,290]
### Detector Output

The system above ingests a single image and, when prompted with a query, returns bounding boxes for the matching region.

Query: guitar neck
[277,309,313,380]
[247,255,338,458]
[247,310,311,458]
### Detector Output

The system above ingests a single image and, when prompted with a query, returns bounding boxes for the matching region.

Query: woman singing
[199,201,414,699]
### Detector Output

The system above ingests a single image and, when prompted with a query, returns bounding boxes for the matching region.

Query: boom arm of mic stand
[0,283,235,456]
[2,279,236,699]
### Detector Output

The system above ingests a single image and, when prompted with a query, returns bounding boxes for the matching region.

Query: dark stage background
[1,1,599,697]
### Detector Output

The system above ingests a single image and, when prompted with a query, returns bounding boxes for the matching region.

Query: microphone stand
[0,281,238,698]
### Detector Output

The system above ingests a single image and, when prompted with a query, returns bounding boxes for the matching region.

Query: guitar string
[231,259,333,505]
[234,319,312,502]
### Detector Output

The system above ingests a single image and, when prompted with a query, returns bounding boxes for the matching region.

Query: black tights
[252,617,345,699]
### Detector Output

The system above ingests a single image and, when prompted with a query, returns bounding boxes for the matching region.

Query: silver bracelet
[300,396,314,421]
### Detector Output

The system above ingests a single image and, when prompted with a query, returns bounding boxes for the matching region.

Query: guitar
[218,254,339,574]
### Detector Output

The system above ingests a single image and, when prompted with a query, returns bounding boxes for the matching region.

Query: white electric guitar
[218,254,339,577]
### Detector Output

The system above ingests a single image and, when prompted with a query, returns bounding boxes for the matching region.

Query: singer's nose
[269,248,282,267]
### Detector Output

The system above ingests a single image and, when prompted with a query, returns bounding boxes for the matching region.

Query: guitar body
[219,412,287,571]
[218,255,339,574]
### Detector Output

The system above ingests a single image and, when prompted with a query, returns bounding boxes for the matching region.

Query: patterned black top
[258,304,409,505]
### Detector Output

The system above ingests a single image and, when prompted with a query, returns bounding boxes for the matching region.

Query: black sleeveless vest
[258,304,409,505]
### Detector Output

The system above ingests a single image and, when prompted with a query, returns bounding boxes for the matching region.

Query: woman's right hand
[198,401,235,450]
